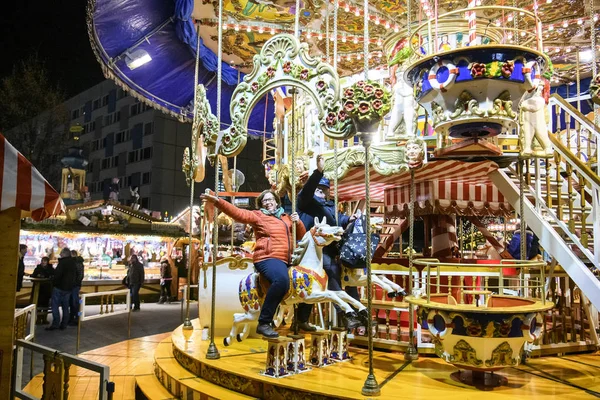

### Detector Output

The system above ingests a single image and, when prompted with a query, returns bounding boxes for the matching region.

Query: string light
[258,27,264,33]
[234,25,240,31]
[562,21,568,28]
[577,19,583,25]
[353,37,359,44]
[344,4,350,11]
[246,26,251,32]
[222,24,228,30]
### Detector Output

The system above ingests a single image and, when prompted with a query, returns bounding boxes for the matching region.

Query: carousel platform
[21,320,600,399]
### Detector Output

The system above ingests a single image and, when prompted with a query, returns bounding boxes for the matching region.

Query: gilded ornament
[449,339,483,367]
[485,341,518,367]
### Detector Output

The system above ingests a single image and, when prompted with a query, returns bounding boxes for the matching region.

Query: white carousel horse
[340,216,407,297]
[224,217,366,345]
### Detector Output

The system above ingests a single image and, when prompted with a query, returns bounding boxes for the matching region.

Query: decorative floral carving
[213,34,355,159]
[342,80,392,132]
[470,63,486,78]
[450,339,483,367]
[485,341,518,367]
[501,60,515,78]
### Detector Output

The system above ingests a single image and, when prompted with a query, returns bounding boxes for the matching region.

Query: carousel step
[135,375,176,400]
[154,338,254,400]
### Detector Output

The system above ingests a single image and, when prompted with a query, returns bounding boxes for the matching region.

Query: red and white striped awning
[384,179,512,217]
[335,160,501,202]
[0,133,64,221]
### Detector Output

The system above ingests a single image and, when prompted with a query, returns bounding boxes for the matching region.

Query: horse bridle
[309,226,340,247]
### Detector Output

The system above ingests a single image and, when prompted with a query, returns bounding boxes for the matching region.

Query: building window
[142,172,151,185]
[71,109,80,120]
[141,197,150,209]
[101,156,119,170]
[144,122,153,136]
[93,98,101,110]
[103,112,121,128]
[130,103,141,116]
[102,95,109,107]
[115,129,130,144]
[117,88,127,100]
[142,147,153,160]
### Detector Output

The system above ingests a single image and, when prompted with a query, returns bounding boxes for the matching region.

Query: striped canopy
[0,133,64,221]
[335,160,502,202]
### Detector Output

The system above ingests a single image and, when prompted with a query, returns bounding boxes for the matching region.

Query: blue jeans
[323,253,360,312]
[130,283,141,310]
[255,259,312,325]
[70,286,81,321]
[51,288,71,328]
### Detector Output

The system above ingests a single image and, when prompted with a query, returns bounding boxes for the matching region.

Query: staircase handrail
[548,133,600,191]
[548,93,600,141]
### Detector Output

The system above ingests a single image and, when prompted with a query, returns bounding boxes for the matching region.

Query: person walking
[158,257,172,304]
[202,189,313,338]
[46,248,76,330]
[127,254,145,311]
[17,244,27,292]
[69,250,85,325]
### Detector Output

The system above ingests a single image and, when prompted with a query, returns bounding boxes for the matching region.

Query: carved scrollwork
[184,84,217,177]
[208,34,355,159]
[322,144,408,179]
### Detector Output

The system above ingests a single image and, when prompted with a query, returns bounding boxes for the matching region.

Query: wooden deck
[21,328,600,399]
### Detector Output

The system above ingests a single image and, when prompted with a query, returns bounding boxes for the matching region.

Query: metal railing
[77,289,131,354]
[13,339,114,400]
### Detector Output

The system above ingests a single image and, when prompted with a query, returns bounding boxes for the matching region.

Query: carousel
[79,0,600,397]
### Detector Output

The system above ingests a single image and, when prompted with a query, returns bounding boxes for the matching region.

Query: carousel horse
[224,217,366,345]
[340,216,406,297]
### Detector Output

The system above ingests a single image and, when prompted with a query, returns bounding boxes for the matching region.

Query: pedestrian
[69,250,85,325]
[127,254,145,311]
[17,244,27,292]
[31,257,54,317]
[159,257,172,304]
[46,248,76,331]
[505,222,540,260]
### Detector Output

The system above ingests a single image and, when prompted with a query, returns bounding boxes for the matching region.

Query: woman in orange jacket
[201,189,312,338]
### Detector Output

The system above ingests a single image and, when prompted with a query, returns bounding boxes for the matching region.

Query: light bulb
[546,0,552,3]
[246,26,252,32]
[318,33,323,40]
[520,31,526,37]
[394,26,399,33]
[344,5,350,12]
[566,47,572,52]
[342,35,347,43]
[377,39,382,46]
[375,19,380,25]
[549,24,554,30]
[353,37,359,44]
[562,21,568,28]
[271,28,276,34]
[385,22,390,29]
[495,20,501,26]
[508,14,513,22]
[355,9,360,16]
[258,27,264,33]
[222,24,228,30]
[234,25,240,31]
[577,19,583,25]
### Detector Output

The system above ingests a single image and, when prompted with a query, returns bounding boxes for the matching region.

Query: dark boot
[158,296,165,304]
[257,323,279,338]
[358,309,372,327]
[292,319,317,332]
[343,312,362,330]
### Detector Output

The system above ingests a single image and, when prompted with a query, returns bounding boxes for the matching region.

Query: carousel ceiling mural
[88,0,599,123]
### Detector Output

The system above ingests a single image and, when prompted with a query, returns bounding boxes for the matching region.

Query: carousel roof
[88,0,599,122]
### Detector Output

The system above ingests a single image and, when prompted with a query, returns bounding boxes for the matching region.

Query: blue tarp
[89,0,274,134]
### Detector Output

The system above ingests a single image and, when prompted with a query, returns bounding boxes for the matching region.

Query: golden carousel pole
[206,0,225,360]
[182,24,203,332]
[360,0,380,396]
[404,0,419,363]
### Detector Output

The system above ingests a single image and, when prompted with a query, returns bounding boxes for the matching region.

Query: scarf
[260,206,285,219]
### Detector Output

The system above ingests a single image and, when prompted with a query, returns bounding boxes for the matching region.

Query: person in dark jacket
[506,223,540,260]
[159,257,172,304]
[31,257,54,309]
[46,248,76,330]
[69,250,85,325]
[297,155,363,329]
[127,254,145,311]
[17,244,27,292]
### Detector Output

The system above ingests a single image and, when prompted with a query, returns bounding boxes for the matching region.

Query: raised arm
[298,156,325,210]
[213,197,259,225]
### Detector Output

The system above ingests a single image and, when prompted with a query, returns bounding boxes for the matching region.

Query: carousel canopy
[88,0,275,132]
[0,133,64,221]
[336,160,501,202]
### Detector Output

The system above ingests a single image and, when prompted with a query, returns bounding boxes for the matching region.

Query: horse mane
[291,234,310,266]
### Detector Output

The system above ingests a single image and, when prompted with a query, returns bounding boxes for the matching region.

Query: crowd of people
[17,245,172,330]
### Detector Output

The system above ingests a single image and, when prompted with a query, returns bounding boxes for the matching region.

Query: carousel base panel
[21,325,600,399]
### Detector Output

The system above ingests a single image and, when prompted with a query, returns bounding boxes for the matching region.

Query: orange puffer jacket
[215,199,306,264]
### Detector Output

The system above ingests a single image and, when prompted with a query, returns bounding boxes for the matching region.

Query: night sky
[0,0,104,98]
